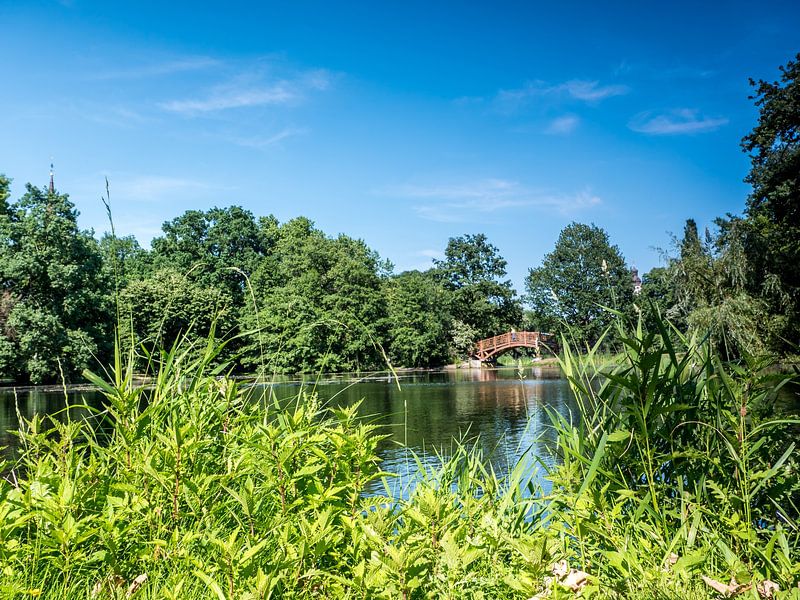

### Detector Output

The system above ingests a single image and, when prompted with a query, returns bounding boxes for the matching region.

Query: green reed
[0,314,797,598]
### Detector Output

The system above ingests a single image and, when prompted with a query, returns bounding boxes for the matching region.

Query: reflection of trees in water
[0,370,577,494]
[0,389,103,463]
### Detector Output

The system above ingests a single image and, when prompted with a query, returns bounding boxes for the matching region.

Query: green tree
[118,267,235,354]
[740,52,800,349]
[151,206,267,305]
[525,222,633,348]
[434,234,521,341]
[639,265,678,330]
[667,219,770,359]
[384,270,451,367]
[241,218,388,373]
[99,233,150,285]
[0,181,111,383]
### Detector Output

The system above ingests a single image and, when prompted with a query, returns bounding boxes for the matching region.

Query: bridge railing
[475,330,553,359]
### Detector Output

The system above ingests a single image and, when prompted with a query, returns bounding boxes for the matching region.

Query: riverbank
[445,356,562,369]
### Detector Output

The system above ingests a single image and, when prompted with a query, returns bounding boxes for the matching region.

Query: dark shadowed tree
[739,53,800,349]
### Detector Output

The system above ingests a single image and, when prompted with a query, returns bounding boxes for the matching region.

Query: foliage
[383,270,451,368]
[0,338,552,599]
[150,206,267,306]
[639,265,678,330]
[434,233,522,340]
[447,318,480,362]
[651,219,772,360]
[240,218,389,374]
[525,222,634,349]
[99,234,150,286]
[549,316,800,597]
[118,267,236,355]
[2,319,798,598]
[739,52,800,350]
[0,181,112,383]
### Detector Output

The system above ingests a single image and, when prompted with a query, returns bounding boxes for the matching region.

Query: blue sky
[1,1,798,291]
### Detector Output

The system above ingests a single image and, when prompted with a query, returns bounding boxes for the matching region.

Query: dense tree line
[0,184,525,383]
[0,53,797,383]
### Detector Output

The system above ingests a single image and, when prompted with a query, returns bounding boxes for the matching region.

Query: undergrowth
[0,317,798,598]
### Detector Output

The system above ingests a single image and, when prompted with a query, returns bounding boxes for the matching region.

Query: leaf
[126,574,148,597]
[194,571,227,600]
[607,430,630,443]
[701,575,751,597]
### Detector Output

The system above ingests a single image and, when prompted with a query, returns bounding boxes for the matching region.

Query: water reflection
[0,368,577,496]
[255,367,576,496]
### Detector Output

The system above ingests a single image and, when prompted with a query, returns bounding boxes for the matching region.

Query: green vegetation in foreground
[1,316,798,599]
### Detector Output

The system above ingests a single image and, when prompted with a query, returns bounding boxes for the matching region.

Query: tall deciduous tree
[740,52,800,348]
[525,222,633,348]
[434,234,521,341]
[241,218,388,373]
[0,181,111,383]
[384,270,451,367]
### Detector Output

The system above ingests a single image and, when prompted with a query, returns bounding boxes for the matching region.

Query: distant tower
[49,161,55,194]
[631,266,642,295]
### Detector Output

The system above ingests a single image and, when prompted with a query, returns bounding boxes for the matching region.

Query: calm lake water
[0,367,575,496]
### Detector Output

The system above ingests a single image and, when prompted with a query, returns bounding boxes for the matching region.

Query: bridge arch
[472,331,555,362]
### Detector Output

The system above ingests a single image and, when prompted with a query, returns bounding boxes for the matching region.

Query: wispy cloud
[614,61,716,81]
[545,114,580,134]
[160,83,298,114]
[91,57,221,80]
[493,79,629,114]
[160,69,331,115]
[80,106,154,128]
[629,109,728,135]
[228,127,309,148]
[381,179,601,222]
[558,80,629,101]
[417,249,444,260]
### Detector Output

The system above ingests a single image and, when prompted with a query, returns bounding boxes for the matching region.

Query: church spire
[49,161,55,194]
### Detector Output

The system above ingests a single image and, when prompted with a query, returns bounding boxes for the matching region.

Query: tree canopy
[740,52,800,349]
[525,223,633,348]
[0,182,111,383]
[434,233,522,342]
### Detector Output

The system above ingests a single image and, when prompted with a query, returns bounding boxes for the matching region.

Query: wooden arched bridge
[473,331,555,362]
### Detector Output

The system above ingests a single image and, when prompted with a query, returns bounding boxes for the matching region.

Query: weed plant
[0,316,798,598]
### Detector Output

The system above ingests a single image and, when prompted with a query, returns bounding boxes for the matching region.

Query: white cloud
[160,83,299,114]
[629,109,728,135]
[545,114,580,134]
[159,69,332,115]
[493,79,628,114]
[558,80,629,101]
[80,106,153,128]
[104,175,219,203]
[417,249,444,260]
[381,179,601,222]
